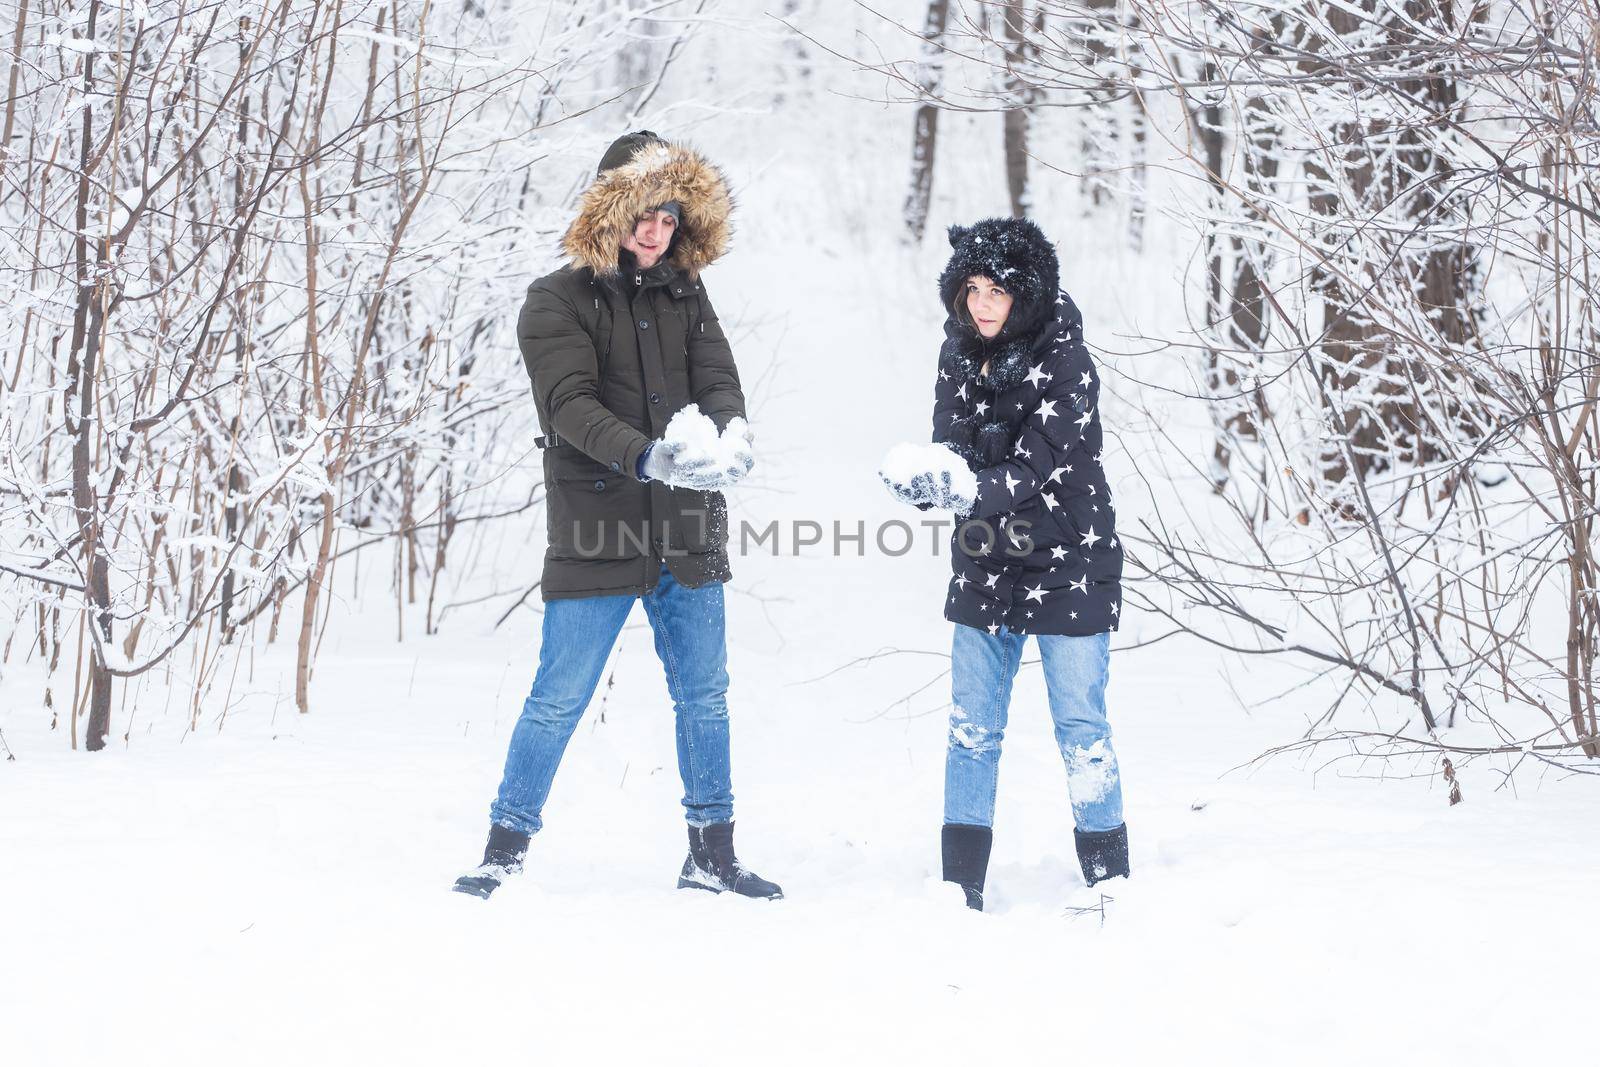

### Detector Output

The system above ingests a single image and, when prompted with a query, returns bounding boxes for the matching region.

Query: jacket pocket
[1047,493,1121,581]
[664,488,728,554]
[547,476,651,560]
[547,445,611,480]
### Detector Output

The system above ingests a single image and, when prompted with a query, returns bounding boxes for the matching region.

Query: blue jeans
[490,564,734,835]
[944,623,1124,832]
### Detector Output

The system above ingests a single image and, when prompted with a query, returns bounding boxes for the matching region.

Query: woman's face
[965,276,1013,339]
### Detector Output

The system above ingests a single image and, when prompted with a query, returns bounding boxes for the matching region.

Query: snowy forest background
[1,1,1596,1063]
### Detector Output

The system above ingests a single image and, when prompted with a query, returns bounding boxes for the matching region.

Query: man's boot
[677,822,783,900]
[941,823,993,911]
[452,823,531,899]
[1074,823,1130,887]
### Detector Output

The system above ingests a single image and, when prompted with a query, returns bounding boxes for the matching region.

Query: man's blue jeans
[490,563,734,835]
[944,623,1124,832]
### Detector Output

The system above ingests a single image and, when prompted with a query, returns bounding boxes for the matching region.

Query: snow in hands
[879,442,978,512]
[650,404,755,490]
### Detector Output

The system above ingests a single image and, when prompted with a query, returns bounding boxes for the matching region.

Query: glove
[931,468,976,515]
[881,469,936,507]
[640,439,727,490]
[882,466,974,514]
[719,417,756,485]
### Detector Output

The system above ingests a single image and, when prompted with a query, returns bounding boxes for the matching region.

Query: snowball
[662,403,746,468]
[879,442,977,500]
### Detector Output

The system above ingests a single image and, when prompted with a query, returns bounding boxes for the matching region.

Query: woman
[882,217,1129,910]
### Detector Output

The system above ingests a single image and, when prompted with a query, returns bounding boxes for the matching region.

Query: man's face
[622,209,677,269]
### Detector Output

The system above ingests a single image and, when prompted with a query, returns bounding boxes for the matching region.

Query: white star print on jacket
[929,289,1125,637]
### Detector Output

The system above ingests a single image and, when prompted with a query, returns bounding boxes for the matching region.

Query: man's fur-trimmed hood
[562,139,734,279]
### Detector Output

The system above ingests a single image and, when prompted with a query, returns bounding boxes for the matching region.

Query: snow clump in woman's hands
[879,442,977,513]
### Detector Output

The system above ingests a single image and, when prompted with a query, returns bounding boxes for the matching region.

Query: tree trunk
[1305,0,1481,491]
[1191,41,1281,491]
[65,0,115,752]
[1001,2,1043,218]
[904,0,951,242]
[296,491,337,715]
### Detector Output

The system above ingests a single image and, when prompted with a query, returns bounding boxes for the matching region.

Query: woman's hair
[949,285,975,330]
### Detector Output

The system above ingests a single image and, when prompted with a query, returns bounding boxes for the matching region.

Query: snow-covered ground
[5,534,1594,1064]
[3,8,1597,1064]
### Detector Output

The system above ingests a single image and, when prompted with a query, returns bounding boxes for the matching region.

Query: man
[454,131,781,901]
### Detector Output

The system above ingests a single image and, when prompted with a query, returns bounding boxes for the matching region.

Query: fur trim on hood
[938,324,1035,391]
[562,140,734,279]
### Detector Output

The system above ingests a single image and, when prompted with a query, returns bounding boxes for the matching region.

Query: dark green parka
[519,135,745,600]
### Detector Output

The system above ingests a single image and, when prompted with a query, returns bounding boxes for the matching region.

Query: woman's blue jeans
[489,564,734,836]
[944,623,1124,832]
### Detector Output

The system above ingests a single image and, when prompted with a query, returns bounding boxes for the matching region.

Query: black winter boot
[452,823,531,899]
[677,822,783,900]
[941,823,993,911]
[1074,824,1130,887]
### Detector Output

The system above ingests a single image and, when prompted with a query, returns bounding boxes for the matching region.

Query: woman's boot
[1074,823,1129,886]
[941,823,993,911]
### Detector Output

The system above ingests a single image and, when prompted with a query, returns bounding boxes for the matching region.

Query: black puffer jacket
[929,218,1124,636]
[520,132,744,600]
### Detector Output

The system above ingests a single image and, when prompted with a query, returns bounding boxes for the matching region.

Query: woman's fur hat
[937,217,1061,341]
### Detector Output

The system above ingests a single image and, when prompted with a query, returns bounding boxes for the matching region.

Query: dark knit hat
[654,199,682,226]
[938,217,1061,340]
[597,130,667,175]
